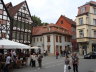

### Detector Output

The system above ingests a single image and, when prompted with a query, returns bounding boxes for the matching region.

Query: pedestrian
[56,51,59,59]
[44,50,46,56]
[37,53,43,68]
[30,53,33,67]
[3,53,11,72]
[32,53,36,67]
[72,52,79,72]
[64,55,71,72]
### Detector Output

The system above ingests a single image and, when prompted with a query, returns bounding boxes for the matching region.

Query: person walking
[64,56,71,72]
[30,53,33,67]
[37,53,43,68]
[3,53,11,72]
[72,53,79,72]
[32,53,36,67]
[56,51,59,59]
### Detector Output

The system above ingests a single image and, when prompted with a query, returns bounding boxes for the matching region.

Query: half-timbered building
[0,0,11,39]
[6,1,33,45]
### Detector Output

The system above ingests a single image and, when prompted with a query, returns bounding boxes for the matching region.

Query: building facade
[5,1,33,45]
[76,1,96,55]
[56,15,77,51]
[0,0,11,39]
[31,24,72,55]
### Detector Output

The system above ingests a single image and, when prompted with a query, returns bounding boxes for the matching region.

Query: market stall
[0,39,31,70]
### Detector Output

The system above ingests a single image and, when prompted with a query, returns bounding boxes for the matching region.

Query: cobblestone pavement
[11,56,64,72]
[11,55,96,72]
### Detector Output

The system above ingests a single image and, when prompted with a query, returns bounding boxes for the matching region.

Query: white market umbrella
[30,46,40,49]
[0,39,30,49]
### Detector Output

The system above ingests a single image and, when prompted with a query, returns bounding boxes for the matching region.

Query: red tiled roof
[90,1,96,5]
[77,1,96,16]
[32,24,71,36]
[6,1,25,17]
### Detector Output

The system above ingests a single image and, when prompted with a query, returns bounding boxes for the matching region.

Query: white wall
[31,34,72,54]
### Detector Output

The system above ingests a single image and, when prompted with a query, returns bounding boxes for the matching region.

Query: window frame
[79,18,83,25]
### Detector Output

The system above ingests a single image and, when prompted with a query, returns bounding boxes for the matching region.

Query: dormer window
[61,20,63,24]
[81,7,86,13]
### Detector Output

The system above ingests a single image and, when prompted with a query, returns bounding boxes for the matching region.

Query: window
[18,12,22,16]
[94,31,96,38]
[56,35,58,42]
[20,32,23,40]
[67,37,71,42]
[37,37,38,42]
[61,20,63,24]
[47,35,50,42]
[1,33,6,38]
[0,10,3,14]
[23,7,26,10]
[17,32,20,40]
[59,36,62,43]
[33,38,35,43]
[72,27,76,32]
[47,45,50,53]
[79,18,83,25]
[93,19,96,25]
[94,8,96,15]
[86,17,89,24]
[40,37,42,41]
[28,34,30,41]
[56,45,59,51]
[0,4,3,9]
[79,30,84,37]
[12,31,16,39]
[60,46,62,50]
[81,7,85,13]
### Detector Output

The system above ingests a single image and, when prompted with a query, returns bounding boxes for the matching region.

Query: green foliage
[31,15,48,26]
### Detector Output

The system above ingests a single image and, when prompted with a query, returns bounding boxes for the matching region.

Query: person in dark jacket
[72,53,79,72]
[37,53,43,68]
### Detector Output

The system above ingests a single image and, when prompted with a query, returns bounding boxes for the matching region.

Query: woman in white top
[64,55,71,72]
[31,53,36,67]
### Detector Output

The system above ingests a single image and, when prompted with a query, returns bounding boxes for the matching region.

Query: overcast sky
[4,0,96,24]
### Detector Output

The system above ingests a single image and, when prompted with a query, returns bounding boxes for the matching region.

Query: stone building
[31,24,72,55]
[76,1,96,55]
[5,1,33,45]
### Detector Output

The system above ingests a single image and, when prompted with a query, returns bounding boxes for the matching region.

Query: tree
[31,15,41,26]
[41,22,48,26]
[31,15,48,26]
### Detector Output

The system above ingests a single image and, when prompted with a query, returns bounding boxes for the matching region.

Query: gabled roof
[32,24,71,36]
[56,15,76,27]
[7,1,25,17]
[61,15,76,25]
[5,2,13,8]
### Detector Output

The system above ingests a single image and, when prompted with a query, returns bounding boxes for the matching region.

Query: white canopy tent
[0,39,31,49]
